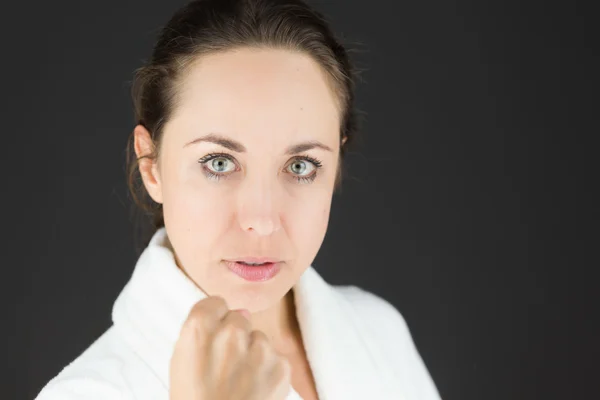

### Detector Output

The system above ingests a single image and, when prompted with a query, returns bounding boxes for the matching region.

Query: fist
[169,296,292,400]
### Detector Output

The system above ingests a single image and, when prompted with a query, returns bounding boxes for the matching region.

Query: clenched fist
[169,296,292,400]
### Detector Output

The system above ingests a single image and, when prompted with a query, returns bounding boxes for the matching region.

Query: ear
[341,136,348,146]
[133,124,163,204]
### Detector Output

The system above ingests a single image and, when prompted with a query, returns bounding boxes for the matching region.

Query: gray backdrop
[2,0,595,399]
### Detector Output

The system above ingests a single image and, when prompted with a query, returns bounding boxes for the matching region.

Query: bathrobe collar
[112,227,387,400]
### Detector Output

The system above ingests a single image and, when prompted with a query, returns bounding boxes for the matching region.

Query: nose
[236,176,282,236]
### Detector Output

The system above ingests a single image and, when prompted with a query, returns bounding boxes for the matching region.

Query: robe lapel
[292,266,391,400]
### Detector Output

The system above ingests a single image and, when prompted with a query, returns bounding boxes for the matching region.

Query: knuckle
[279,357,292,377]
[274,359,292,383]
[185,296,228,327]
[207,295,228,308]
[251,329,269,342]
[249,331,270,349]
[181,313,205,333]
[218,321,246,340]
[195,296,227,315]
[248,331,272,363]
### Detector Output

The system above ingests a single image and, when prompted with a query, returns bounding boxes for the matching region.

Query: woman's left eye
[286,159,321,183]
[287,159,314,176]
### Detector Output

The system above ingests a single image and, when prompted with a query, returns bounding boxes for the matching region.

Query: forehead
[167,48,341,148]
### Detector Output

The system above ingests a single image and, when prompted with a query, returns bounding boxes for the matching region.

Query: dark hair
[126,0,362,250]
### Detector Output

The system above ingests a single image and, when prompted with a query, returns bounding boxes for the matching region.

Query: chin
[215,267,297,312]
[218,285,283,313]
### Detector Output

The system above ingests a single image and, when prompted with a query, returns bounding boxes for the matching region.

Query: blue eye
[288,155,323,183]
[287,159,319,183]
[197,153,323,183]
[209,157,235,173]
[289,160,309,175]
[198,153,237,181]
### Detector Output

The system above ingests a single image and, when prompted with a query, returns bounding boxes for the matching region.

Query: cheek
[287,192,332,257]
[160,170,231,261]
[165,186,226,228]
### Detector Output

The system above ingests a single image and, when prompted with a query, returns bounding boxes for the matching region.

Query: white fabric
[35,227,441,400]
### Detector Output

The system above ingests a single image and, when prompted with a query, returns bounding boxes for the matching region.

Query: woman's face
[135,47,342,312]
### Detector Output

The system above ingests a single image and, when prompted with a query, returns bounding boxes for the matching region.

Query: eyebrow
[184,133,333,154]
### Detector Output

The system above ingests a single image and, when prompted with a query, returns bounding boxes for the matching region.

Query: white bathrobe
[35,228,441,400]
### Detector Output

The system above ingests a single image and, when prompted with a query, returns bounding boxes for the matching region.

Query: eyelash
[197,152,323,184]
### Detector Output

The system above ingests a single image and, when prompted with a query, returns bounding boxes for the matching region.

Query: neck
[248,289,301,353]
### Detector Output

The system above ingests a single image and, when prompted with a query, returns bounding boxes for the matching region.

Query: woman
[35,0,441,399]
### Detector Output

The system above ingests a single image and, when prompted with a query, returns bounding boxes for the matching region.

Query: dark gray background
[2,0,596,399]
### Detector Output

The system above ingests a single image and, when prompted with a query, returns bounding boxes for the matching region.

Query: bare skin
[169,294,318,400]
[169,296,291,400]
[269,291,319,400]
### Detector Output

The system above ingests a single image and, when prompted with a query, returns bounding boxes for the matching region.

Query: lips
[237,261,269,266]
[232,257,281,264]
[223,260,282,282]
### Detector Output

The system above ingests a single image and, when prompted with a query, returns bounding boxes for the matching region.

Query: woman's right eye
[206,156,236,173]
[198,153,238,181]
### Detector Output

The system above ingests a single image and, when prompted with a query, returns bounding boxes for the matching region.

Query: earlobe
[133,124,163,204]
